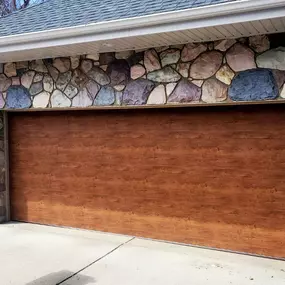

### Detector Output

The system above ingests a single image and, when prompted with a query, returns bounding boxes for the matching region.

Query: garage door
[9,105,285,258]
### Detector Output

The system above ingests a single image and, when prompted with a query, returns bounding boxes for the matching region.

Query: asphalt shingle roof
[0,0,237,37]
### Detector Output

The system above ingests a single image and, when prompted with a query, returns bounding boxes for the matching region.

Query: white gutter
[0,0,285,52]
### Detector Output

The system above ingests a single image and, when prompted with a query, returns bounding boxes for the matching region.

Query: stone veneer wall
[0,112,5,222]
[0,34,285,109]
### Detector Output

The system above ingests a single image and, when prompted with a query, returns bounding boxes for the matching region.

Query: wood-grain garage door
[9,105,285,258]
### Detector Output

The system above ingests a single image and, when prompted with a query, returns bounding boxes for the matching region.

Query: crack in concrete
[56,236,135,285]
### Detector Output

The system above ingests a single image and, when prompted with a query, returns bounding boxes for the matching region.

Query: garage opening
[9,105,285,258]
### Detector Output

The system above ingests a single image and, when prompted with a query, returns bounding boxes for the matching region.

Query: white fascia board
[0,0,285,53]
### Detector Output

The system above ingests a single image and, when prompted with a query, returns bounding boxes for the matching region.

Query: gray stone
[94,86,115,106]
[30,60,48,73]
[106,59,130,86]
[72,88,93,107]
[226,43,256,72]
[70,56,80,69]
[43,75,54,93]
[147,66,181,83]
[229,69,278,101]
[34,73,43,82]
[4,63,17,77]
[144,49,161,72]
[202,78,228,103]
[168,79,201,103]
[122,79,155,105]
[71,69,89,89]
[56,71,72,91]
[99,53,115,65]
[81,60,93,74]
[249,35,270,53]
[115,50,134,60]
[190,51,223,79]
[50,90,71,107]
[30,82,43,95]
[257,47,285,70]
[86,80,100,99]
[47,65,59,81]
[21,71,35,89]
[87,67,110,85]
[64,84,78,99]
[160,49,180,67]
[53,58,71,73]
[181,43,207,62]
[0,74,11,92]
[6,86,31,109]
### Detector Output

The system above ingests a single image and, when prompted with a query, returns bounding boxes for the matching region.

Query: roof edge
[0,0,285,52]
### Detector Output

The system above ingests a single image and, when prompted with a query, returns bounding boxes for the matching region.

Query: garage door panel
[9,106,285,258]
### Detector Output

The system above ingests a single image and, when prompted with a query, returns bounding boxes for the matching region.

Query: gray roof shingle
[0,0,237,37]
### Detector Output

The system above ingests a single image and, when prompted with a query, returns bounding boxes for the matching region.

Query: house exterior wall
[0,33,284,223]
[0,34,284,110]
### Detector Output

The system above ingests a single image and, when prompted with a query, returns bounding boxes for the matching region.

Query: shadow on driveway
[25,270,95,285]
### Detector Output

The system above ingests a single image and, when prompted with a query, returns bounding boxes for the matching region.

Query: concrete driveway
[0,223,284,285]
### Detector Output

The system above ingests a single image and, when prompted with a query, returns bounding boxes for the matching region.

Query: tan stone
[4,63,17,77]
[181,43,207,62]
[226,43,256,72]
[147,85,166,105]
[202,78,228,103]
[131,64,145,80]
[216,65,235,85]
[114,85,125,92]
[53,58,71,73]
[190,51,223,79]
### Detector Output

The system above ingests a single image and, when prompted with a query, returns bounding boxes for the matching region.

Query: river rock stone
[71,69,89,89]
[12,77,20,85]
[30,60,48,73]
[177,63,190,78]
[166,83,177,97]
[34,73,43,83]
[30,82,43,95]
[214,39,236,52]
[94,86,115,106]
[147,66,181,83]
[249,35,270,53]
[56,71,72,91]
[226,43,256,72]
[16,61,29,69]
[21,71,35,89]
[70,56,80,69]
[181,43,207,62]
[72,88,93,107]
[114,85,125,92]
[202,78,228,103]
[106,59,130,86]
[86,80,100,99]
[115,50,134,59]
[168,79,201,103]
[86,53,100,61]
[0,74,11,92]
[47,65,59,81]
[280,85,285,98]
[4,63,17,77]
[81,60,93,74]
[147,85,166,105]
[64,84,78,99]
[0,93,5,108]
[190,51,223,79]
[99,53,115,65]
[160,49,180,67]
[191,80,204,87]
[272,70,285,89]
[229,69,278,101]
[115,91,123,105]
[51,90,71,107]
[6,86,31,109]
[122,79,155,105]
[131,64,145,79]
[257,47,285,70]
[144,49,161,72]
[33,91,50,108]
[87,67,110,85]
[53,58,71,73]
[43,75,54,92]
[216,65,235,85]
